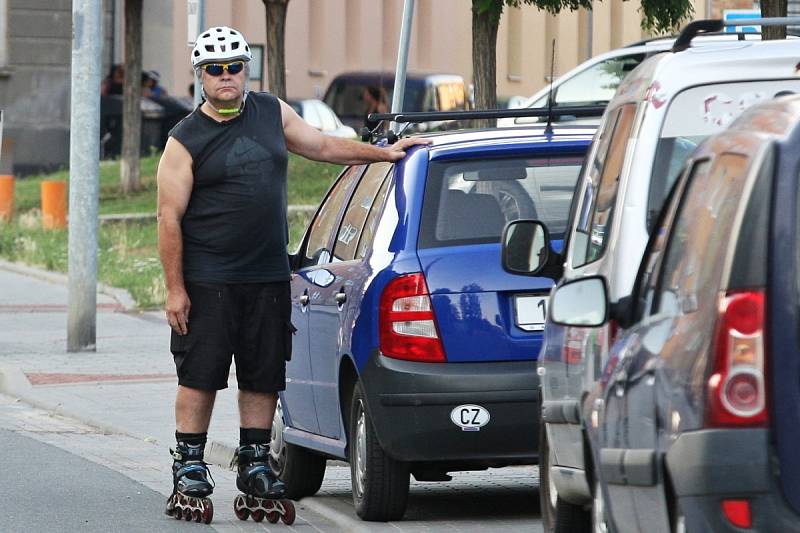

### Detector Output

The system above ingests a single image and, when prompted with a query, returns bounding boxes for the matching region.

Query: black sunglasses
[201,61,245,76]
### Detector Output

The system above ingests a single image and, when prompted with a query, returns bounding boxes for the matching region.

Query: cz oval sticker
[450,404,490,432]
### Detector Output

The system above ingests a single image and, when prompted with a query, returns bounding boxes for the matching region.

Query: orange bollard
[41,179,67,229]
[0,175,13,222]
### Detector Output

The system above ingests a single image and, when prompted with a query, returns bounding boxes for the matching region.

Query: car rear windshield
[648,78,800,231]
[419,155,584,249]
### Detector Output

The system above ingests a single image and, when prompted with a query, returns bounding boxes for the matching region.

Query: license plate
[514,294,548,331]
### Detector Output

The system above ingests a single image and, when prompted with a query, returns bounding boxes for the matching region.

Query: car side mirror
[501,220,550,276]
[550,276,609,327]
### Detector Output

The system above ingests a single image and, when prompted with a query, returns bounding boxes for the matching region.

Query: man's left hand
[384,137,432,162]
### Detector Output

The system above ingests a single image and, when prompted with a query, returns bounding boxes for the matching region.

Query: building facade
[0,0,764,175]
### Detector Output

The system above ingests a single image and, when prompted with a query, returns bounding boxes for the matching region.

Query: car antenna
[545,38,556,136]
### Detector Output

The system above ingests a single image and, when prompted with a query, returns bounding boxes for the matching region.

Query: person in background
[101,64,125,96]
[362,85,389,132]
[142,70,167,98]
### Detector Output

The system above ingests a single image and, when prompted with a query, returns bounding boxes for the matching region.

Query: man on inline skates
[157,25,429,524]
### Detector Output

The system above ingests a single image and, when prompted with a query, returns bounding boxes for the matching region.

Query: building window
[249,45,263,81]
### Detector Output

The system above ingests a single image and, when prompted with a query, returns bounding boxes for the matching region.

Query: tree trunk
[760,0,787,40]
[264,0,289,100]
[472,6,500,128]
[121,0,143,194]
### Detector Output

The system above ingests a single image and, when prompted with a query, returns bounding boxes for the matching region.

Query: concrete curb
[0,259,138,311]
[0,362,159,443]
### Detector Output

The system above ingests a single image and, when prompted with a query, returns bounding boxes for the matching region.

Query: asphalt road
[0,428,193,533]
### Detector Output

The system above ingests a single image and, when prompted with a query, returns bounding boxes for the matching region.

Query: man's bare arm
[278,99,430,165]
[156,137,194,335]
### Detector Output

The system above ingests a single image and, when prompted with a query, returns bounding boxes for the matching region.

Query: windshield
[323,81,426,118]
[648,78,800,231]
[531,54,646,108]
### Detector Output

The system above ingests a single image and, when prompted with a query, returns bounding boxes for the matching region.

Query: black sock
[240,427,271,446]
[175,431,207,447]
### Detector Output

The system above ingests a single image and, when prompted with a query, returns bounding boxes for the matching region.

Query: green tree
[263,0,291,100]
[760,0,788,40]
[471,0,694,125]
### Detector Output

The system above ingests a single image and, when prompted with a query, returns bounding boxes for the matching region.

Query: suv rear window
[419,155,584,249]
[648,78,800,231]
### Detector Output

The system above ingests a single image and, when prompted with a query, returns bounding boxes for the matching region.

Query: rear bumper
[666,428,800,532]
[359,352,540,465]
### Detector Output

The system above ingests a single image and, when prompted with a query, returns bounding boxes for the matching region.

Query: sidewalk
[0,260,541,532]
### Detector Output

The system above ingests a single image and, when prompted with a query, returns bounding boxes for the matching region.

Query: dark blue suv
[545,95,800,532]
[269,125,594,521]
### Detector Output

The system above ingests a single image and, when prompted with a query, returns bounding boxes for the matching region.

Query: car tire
[269,399,327,500]
[349,381,410,521]
[540,424,591,533]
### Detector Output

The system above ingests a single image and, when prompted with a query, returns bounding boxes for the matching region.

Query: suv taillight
[706,290,768,427]
[379,273,446,362]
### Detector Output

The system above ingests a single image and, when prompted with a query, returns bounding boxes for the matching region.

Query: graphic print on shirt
[226,136,274,179]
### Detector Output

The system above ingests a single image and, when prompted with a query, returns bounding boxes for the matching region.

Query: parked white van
[508,18,800,532]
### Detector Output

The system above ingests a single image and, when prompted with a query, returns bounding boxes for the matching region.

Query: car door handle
[335,291,347,305]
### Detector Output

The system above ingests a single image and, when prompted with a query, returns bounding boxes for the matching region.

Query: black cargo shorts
[170,281,296,392]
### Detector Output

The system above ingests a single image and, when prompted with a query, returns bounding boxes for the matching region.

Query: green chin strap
[217,106,242,115]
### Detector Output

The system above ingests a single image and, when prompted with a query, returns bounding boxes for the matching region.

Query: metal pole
[390,0,415,133]
[586,6,593,60]
[189,0,205,109]
[68,0,102,352]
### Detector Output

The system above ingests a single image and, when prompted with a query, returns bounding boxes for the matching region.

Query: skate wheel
[266,511,279,523]
[193,509,202,523]
[203,499,214,524]
[165,495,175,516]
[251,510,265,522]
[183,508,193,521]
[233,498,250,521]
[281,500,296,525]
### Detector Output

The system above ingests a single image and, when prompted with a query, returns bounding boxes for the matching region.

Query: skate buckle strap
[177,463,216,488]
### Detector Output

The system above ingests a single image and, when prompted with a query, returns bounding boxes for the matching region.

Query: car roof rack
[672,17,800,52]
[362,104,606,144]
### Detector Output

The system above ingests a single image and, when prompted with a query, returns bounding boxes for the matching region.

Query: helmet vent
[202,32,210,38]
[204,45,214,52]
[231,42,240,50]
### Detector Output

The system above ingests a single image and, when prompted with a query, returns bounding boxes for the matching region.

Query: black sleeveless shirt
[168,92,290,283]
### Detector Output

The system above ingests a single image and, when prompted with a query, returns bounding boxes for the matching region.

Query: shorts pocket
[170,330,187,356]
[284,321,298,362]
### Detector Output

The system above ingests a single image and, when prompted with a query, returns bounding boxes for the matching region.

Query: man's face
[200,61,247,103]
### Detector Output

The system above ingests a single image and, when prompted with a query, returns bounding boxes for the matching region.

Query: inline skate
[232,443,295,524]
[165,442,214,524]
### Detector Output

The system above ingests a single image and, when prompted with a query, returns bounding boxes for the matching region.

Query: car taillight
[706,290,768,427]
[721,499,752,529]
[379,273,446,362]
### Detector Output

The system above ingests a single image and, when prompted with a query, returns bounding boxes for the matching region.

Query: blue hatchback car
[269,125,594,521]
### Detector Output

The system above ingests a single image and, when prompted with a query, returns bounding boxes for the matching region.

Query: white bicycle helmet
[191,26,252,68]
